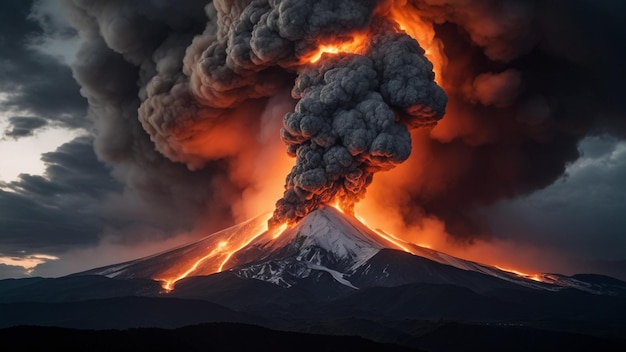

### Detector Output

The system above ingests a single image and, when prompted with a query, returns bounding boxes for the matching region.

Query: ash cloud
[272,19,446,225]
[57,0,626,253]
[367,0,626,242]
[61,0,433,235]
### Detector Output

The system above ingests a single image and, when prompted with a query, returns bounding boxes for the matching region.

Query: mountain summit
[230,206,410,286]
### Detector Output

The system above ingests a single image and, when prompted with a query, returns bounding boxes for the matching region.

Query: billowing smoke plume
[60,0,626,246]
[272,18,446,225]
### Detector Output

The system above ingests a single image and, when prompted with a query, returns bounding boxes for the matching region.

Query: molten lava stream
[217,223,289,272]
[160,241,228,291]
[157,220,290,292]
[495,265,545,283]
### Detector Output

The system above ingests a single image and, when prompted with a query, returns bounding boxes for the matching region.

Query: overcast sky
[1,0,625,280]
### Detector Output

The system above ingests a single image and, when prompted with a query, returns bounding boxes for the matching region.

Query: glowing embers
[303,32,371,64]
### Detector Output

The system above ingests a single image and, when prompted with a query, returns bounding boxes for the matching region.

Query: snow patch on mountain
[232,207,389,288]
[307,263,358,289]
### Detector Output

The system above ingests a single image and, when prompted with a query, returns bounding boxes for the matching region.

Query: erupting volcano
[269,14,446,226]
[100,0,454,288]
[67,0,620,297]
[3,1,626,349]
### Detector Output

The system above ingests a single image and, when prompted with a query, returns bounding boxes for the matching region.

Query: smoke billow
[272,18,446,225]
[61,0,445,233]
[61,0,626,246]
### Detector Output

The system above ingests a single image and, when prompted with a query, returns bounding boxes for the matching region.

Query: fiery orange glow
[156,216,271,291]
[218,222,288,271]
[271,223,289,239]
[157,218,291,292]
[354,211,414,253]
[332,201,346,214]
[157,201,552,292]
[161,241,229,291]
[302,32,370,64]
[387,2,446,84]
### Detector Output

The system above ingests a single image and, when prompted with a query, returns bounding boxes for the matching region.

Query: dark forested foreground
[2,320,624,352]
[1,323,420,352]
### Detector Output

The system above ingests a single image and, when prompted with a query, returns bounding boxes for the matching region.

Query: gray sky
[1,0,625,280]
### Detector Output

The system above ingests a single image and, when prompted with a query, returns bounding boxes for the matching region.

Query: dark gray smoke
[271,18,446,225]
[59,0,626,247]
[61,0,445,233]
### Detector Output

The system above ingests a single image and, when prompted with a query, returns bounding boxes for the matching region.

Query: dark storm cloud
[59,0,626,246]
[371,0,626,242]
[60,0,247,241]
[3,116,48,138]
[0,0,87,134]
[60,0,446,230]
[483,136,626,260]
[0,136,121,255]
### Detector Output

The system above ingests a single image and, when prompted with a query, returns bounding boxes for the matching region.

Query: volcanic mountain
[2,207,626,350]
[72,206,625,298]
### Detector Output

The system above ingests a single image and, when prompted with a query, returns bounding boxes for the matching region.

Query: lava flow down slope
[2,206,626,350]
[77,206,626,298]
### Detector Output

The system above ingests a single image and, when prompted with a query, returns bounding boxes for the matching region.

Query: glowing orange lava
[156,216,271,291]
[156,204,549,292]
[161,241,229,291]
[156,219,291,292]
[495,265,545,283]
[218,222,289,271]
[331,201,346,214]
[271,223,289,239]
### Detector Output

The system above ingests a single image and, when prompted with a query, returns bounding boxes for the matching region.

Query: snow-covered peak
[282,207,390,264]
[230,207,401,288]
[233,206,403,271]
